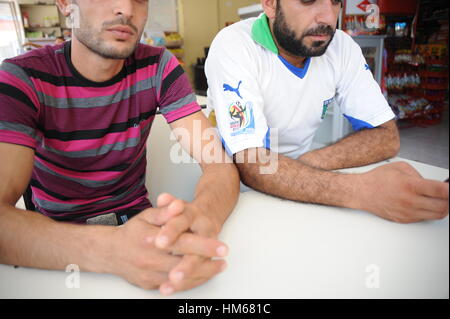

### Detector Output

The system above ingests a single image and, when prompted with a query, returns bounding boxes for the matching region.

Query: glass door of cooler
[353,35,386,85]
[313,35,386,148]
[0,0,24,63]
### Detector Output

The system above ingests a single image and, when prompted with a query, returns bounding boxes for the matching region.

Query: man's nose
[314,0,340,26]
[112,0,135,19]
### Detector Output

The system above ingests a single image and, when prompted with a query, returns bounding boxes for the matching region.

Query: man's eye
[301,0,342,5]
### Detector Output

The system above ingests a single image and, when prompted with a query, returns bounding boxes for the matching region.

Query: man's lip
[306,34,330,40]
[106,26,134,35]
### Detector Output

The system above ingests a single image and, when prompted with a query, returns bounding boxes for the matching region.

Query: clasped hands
[110,193,227,295]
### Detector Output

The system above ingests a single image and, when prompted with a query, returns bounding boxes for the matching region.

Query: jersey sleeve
[156,49,201,124]
[0,61,40,149]
[205,28,269,155]
[335,33,395,131]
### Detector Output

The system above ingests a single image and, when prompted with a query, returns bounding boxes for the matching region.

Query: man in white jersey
[205,0,449,223]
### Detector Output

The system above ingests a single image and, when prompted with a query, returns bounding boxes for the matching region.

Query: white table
[1,157,448,299]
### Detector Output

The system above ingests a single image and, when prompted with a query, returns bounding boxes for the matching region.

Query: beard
[273,4,336,58]
[73,14,141,60]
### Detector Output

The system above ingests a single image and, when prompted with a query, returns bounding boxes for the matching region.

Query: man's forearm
[0,205,114,273]
[298,120,400,170]
[192,163,240,231]
[236,149,361,210]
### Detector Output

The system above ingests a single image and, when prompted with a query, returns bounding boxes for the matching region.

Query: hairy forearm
[298,120,400,170]
[236,149,361,209]
[0,205,114,273]
[192,163,240,231]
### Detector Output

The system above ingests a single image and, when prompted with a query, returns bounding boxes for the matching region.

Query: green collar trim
[251,13,278,55]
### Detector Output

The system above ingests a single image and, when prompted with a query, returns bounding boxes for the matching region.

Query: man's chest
[259,61,337,134]
[34,83,157,164]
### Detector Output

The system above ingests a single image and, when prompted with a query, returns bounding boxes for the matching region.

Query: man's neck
[278,48,307,68]
[268,20,307,68]
[70,37,125,82]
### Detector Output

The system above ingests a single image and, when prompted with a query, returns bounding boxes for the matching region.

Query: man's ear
[55,0,72,17]
[261,0,278,20]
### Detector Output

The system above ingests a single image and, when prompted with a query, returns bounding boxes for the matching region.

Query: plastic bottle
[23,13,29,28]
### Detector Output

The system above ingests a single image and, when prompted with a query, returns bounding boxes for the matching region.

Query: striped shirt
[0,41,201,224]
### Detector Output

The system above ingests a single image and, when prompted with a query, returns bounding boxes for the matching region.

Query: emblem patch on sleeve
[229,101,255,136]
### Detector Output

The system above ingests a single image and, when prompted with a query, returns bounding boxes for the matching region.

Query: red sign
[356,0,372,12]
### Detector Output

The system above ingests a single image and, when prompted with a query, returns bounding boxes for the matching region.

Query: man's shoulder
[133,43,167,62]
[326,30,359,55]
[3,44,64,71]
[213,17,257,47]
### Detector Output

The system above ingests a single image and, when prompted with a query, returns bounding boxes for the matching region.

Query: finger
[402,210,447,222]
[160,255,227,295]
[168,232,228,258]
[156,193,177,208]
[141,199,185,226]
[142,249,183,273]
[412,179,449,199]
[413,196,449,216]
[155,212,191,248]
[134,271,169,291]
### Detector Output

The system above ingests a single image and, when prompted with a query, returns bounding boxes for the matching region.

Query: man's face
[71,0,148,59]
[272,0,341,58]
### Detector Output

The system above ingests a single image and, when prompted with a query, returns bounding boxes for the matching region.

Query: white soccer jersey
[205,14,395,159]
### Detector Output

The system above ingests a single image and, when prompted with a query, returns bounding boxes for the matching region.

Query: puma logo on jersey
[223,81,243,99]
[365,64,370,71]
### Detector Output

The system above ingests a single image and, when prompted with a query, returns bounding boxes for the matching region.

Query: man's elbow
[235,163,253,188]
[383,121,401,158]
[389,135,401,158]
[233,150,260,188]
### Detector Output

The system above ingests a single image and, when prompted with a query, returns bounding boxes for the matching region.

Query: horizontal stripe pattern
[33,75,157,108]
[0,42,200,223]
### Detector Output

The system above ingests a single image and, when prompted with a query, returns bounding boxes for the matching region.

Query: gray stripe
[41,137,141,159]
[37,77,156,109]
[34,176,146,212]
[34,147,146,189]
[0,62,35,90]
[0,121,38,140]
[34,160,121,187]
[159,93,197,115]
[155,49,173,96]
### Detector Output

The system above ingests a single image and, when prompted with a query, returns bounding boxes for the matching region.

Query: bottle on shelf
[23,12,29,28]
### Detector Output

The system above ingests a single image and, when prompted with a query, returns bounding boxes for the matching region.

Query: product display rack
[19,1,68,43]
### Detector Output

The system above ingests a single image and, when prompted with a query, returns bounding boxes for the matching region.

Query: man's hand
[148,193,228,295]
[152,193,223,247]
[355,161,449,223]
[107,202,227,291]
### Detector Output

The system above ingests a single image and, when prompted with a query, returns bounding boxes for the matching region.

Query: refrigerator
[0,0,25,63]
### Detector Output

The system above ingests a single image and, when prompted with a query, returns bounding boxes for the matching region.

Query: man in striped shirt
[0,0,240,295]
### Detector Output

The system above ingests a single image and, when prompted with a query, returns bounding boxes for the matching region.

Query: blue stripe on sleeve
[344,114,374,131]
[263,127,271,149]
[221,137,234,157]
